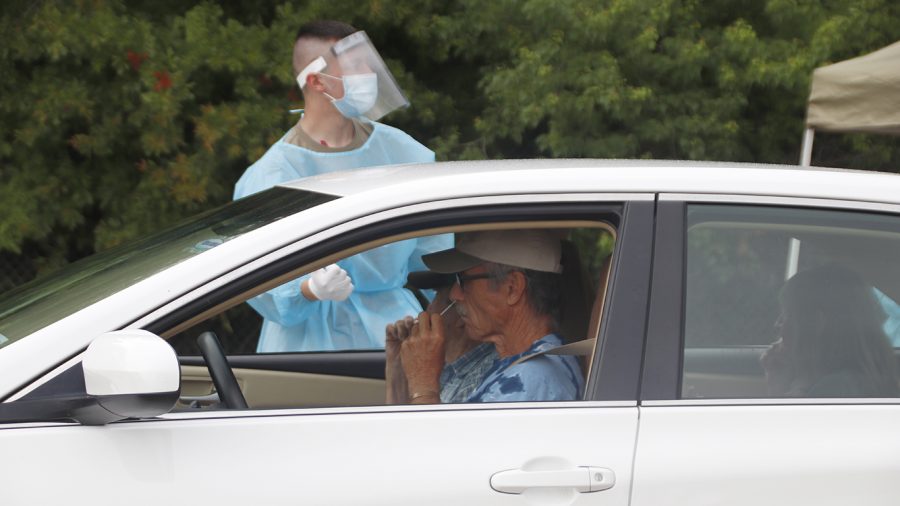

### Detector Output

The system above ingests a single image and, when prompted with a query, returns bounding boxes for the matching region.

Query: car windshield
[0,188,336,348]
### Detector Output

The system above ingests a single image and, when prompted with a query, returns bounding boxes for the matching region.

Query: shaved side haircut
[292,20,359,76]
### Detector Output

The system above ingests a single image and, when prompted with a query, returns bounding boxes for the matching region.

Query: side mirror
[81,329,181,423]
[0,330,181,426]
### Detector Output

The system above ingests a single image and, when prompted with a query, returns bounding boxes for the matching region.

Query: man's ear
[305,73,328,93]
[505,271,527,306]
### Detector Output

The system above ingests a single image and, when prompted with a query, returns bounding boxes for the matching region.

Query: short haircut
[486,262,562,326]
[295,20,357,42]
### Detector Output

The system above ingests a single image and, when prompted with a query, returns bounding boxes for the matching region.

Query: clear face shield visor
[296,31,409,121]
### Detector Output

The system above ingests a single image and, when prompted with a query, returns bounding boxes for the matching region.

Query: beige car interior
[179,366,385,409]
[171,221,617,410]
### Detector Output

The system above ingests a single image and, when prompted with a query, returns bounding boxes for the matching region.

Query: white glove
[306,264,354,301]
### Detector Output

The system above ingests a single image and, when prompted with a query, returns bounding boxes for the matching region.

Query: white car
[1,159,899,505]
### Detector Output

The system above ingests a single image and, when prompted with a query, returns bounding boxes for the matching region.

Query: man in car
[233,20,448,352]
[385,271,498,404]
[398,230,584,404]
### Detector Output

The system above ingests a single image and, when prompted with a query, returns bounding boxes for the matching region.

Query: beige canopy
[801,40,900,165]
[806,40,900,134]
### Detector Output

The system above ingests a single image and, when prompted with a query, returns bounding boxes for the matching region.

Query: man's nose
[449,281,463,302]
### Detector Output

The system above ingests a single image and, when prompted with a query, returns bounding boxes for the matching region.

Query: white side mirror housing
[84,330,180,395]
[81,329,181,423]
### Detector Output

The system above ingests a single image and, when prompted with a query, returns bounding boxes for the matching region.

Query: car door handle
[490,466,615,494]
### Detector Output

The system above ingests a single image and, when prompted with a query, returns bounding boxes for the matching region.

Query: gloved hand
[304,264,354,301]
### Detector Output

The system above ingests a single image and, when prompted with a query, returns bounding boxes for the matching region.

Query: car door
[632,195,900,506]
[0,195,654,506]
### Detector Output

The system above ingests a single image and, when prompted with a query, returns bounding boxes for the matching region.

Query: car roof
[278,159,900,206]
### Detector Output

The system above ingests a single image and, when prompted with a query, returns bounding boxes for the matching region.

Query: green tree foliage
[433,0,900,164]
[0,1,295,267]
[0,0,898,279]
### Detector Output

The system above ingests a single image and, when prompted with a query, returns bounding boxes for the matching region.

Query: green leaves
[0,1,296,269]
[0,0,898,280]
[442,0,900,164]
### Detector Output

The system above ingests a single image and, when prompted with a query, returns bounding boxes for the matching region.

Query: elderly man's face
[449,265,507,342]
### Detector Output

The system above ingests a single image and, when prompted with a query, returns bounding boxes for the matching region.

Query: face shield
[296,31,409,121]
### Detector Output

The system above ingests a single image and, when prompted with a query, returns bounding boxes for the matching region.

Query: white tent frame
[800,128,815,167]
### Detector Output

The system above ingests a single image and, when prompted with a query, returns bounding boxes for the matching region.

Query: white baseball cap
[423,230,563,274]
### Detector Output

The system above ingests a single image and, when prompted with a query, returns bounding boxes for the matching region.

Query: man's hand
[400,311,446,404]
[385,317,415,404]
[386,316,416,345]
[302,264,354,301]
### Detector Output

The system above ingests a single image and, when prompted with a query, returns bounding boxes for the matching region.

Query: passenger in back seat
[760,264,899,398]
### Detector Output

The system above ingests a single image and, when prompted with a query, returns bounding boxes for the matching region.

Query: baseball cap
[422,230,563,274]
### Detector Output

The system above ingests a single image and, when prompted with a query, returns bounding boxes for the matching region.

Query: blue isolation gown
[235,121,451,352]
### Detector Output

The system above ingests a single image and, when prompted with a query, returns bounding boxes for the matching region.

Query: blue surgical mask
[322,73,378,118]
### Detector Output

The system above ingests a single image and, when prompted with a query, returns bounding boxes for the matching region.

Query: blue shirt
[467,334,583,403]
[873,287,900,346]
[439,343,498,403]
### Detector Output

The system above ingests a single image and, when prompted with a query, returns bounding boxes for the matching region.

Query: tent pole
[800,128,815,166]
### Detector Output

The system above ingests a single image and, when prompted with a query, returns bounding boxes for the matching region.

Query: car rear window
[682,204,900,400]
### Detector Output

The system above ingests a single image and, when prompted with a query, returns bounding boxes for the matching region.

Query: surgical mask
[321,73,378,118]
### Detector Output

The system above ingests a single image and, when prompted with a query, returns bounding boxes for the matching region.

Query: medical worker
[234,20,449,352]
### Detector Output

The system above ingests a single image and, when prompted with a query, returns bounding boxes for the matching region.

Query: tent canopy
[806,40,900,135]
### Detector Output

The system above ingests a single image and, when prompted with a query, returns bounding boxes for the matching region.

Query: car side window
[166,224,615,409]
[169,235,453,356]
[682,205,900,399]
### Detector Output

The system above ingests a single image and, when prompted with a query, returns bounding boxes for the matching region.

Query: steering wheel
[196,331,248,409]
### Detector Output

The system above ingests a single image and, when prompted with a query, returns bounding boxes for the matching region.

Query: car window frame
[10,193,652,411]
[641,192,900,404]
[133,193,654,407]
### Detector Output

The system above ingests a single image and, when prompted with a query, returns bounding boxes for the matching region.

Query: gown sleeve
[234,142,320,326]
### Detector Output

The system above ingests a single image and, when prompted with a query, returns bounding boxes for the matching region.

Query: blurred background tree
[0,0,898,288]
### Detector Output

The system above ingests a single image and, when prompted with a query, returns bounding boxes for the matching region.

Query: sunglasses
[455,272,493,289]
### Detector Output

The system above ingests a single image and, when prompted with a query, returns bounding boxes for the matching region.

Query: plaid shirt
[439,343,498,403]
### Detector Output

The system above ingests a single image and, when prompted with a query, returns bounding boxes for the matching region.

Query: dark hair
[486,263,561,326]
[295,20,357,42]
[781,264,899,397]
